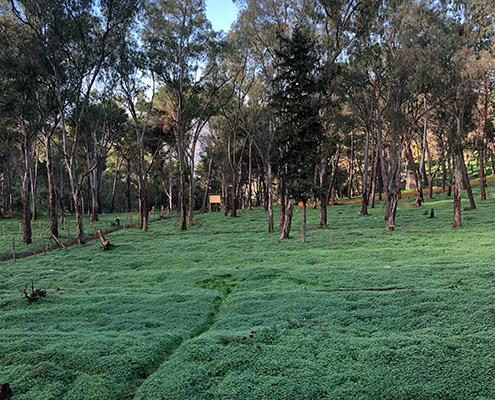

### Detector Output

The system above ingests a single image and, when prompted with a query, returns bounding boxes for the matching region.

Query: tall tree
[272,26,323,243]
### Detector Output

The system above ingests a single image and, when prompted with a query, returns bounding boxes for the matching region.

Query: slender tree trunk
[188,166,195,224]
[125,157,132,212]
[279,176,286,228]
[326,143,341,204]
[267,163,274,233]
[447,155,453,196]
[248,139,252,210]
[90,167,99,222]
[319,158,328,226]
[109,156,121,213]
[301,201,306,243]
[7,166,13,215]
[280,199,294,239]
[221,174,228,216]
[347,132,354,198]
[30,144,39,221]
[361,127,371,216]
[44,135,58,237]
[479,143,486,200]
[460,151,476,209]
[177,143,187,230]
[201,158,213,214]
[140,176,149,231]
[426,142,433,199]
[453,154,462,227]
[370,142,379,208]
[230,171,237,218]
[21,177,32,244]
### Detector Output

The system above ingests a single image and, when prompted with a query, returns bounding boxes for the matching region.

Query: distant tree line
[0,0,494,244]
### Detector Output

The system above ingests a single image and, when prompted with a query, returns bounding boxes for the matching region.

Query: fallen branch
[51,234,68,251]
[316,286,414,293]
[97,229,114,251]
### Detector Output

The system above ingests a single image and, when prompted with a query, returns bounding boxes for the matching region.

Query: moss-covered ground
[1,187,495,399]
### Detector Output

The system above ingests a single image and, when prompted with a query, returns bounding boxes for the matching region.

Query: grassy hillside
[1,187,495,399]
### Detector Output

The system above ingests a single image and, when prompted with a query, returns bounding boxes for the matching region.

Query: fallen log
[316,286,414,293]
[97,229,114,251]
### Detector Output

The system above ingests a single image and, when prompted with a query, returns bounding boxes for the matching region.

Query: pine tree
[272,27,323,243]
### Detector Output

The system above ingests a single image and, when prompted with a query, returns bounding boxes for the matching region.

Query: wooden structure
[208,194,221,212]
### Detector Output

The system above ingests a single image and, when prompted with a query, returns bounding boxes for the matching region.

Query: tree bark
[280,199,294,240]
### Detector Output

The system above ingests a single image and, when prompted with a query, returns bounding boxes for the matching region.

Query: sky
[205,0,239,33]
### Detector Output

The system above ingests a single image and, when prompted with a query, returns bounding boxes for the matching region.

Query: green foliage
[272,26,323,202]
[1,185,495,398]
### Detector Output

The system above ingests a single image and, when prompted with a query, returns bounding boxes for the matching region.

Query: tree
[272,26,323,243]
[144,0,215,231]
[8,0,139,243]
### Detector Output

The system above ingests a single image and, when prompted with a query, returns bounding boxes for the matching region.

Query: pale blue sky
[205,0,238,33]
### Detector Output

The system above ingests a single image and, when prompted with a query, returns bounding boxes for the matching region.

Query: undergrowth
[1,186,495,399]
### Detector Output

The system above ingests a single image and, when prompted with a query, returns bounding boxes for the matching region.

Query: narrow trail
[120,276,235,400]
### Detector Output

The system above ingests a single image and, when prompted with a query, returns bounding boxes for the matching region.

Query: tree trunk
[201,158,213,214]
[44,135,58,237]
[30,144,39,221]
[267,163,274,233]
[453,154,462,228]
[279,176,286,228]
[140,175,149,231]
[301,201,306,243]
[447,155,453,196]
[360,127,371,216]
[125,156,132,213]
[370,142,379,209]
[347,132,354,198]
[319,158,328,226]
[479,143,487,200]
[426,141,434,199]
[406,144,423,204]
[326,143,341,204]
[230,171,237,218]
[7,166,13,215]
[177,144,187,230]
[248,139,252,210]
[21,175,32,244]
[109,156,121,213]
[280,199,294,240]
[460,151,476,209]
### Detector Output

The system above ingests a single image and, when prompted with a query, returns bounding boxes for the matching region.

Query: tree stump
[0,383,12,400]
[97,229,114,251]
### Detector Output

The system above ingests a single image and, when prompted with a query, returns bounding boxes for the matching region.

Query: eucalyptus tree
[7,0,139,244]
[443,0,494,227]
[0,13,43,243]
[144,0,217,231]
[234,0,296,232]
